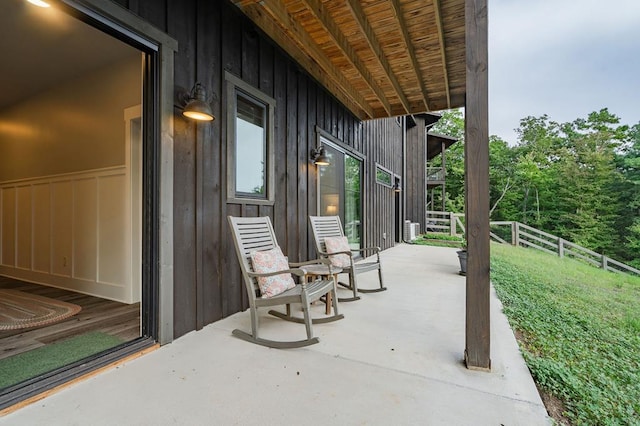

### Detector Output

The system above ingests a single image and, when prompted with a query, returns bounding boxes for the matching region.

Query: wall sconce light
[310,146,330,166]
[182,83,215,121]
[393,179,402,192]
[26,0,51,7]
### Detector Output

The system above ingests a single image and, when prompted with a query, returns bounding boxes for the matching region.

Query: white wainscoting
[0,167,139,303]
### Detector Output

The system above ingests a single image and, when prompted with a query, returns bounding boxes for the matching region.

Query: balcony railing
[426,167,445,181]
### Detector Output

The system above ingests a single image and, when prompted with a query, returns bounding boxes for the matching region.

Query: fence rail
[425,211,640,276]
[425,211,465,236]
[426,167,445,181]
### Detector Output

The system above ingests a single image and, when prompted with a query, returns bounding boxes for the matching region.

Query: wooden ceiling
[231,0,466,120]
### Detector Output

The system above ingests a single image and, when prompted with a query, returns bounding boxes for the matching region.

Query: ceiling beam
[433,0,451,109]
[232,0,374,119]
[389,0,430,112]
[301,0,392,116]
[345,0,411,115]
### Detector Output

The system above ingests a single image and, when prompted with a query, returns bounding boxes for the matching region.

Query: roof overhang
[231,0,466,120]
[426,131,457,159]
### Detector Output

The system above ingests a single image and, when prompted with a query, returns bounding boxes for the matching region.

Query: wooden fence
[425,211,640,276]
[425,210,465,236]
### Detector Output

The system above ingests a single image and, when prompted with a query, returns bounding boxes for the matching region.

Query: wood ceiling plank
[433,0,451,109]
[390,0,430,112]
[301,0,392,116]
[235,2,373,119]
[236,0,375,119]
[345,0,411,115]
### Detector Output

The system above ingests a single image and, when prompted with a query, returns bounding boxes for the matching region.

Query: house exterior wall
[115,0,405,338]
[405,118,428,231]
[362,119,404,249]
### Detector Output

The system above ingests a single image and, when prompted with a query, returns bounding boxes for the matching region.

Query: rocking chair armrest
[288,258,331,267]
[247,268,306,278]
[352,246,381,253]
[325,250,354,257]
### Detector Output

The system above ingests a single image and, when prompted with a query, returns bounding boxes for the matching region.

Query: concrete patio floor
[0,244,550,425]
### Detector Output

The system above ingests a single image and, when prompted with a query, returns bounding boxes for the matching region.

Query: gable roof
[231,0,466,120]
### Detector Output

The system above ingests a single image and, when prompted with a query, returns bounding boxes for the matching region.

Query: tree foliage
[433,108,639,266]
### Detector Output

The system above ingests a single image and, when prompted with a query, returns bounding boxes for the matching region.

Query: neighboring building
[404,114,459,233]
[0,0,488,409]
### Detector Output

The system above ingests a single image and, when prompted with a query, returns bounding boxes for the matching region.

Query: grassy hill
[490,243,640,424]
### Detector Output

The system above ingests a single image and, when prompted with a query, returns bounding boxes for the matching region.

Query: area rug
[0,289,82,331]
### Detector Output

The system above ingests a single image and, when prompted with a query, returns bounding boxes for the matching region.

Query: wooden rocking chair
[228,216,343,349]
[309,215,387,301]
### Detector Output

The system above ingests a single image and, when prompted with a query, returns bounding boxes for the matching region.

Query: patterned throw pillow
[250,247,296,298]
[324,236,352,268]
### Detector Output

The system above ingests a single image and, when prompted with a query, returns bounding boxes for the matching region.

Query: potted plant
[457,234,467,276]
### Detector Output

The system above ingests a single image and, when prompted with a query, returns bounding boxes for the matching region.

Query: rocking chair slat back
[309,215,345,254]
[228,217,278,298]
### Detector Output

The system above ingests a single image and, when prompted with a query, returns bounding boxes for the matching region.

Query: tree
[431,109,465,212]
[613,122,640,265]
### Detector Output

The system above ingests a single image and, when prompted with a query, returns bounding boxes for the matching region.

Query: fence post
[513,222,520,247]
[450,212,456,236]
[601,255,608,271]
[558,238,564,258]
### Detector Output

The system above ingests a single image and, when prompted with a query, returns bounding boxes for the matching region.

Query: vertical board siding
[168,0,198,337]
[129,0,406,338]
[405,119,427,229]
[197,0,223,326]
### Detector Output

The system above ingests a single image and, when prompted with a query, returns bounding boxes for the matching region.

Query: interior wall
[0,53,142,303]
[0,53,142,182]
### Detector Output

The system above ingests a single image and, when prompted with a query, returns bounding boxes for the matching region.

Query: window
[318,134,364,250]
[226,71,275,204]
[375,164,393,187]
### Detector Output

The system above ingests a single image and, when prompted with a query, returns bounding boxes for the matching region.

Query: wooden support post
[558,238,564,258]
[464,0,490,371]
[601,255,608,271]
[514,222,520,247]
[450,212,456,236]
[511,222,517,246]
[441,141,447,212]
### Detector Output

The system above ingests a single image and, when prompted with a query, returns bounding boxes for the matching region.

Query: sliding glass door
[318,141,363,250]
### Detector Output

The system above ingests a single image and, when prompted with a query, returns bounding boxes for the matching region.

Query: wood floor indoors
[0,276,140,361]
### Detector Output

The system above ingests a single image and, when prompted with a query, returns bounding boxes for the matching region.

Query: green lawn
[490,243,640,424]
[412,233,464,248]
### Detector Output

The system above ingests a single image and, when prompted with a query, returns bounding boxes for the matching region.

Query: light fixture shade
[393,180,402,192]
[311,146,330,166]
[182,83,215,121]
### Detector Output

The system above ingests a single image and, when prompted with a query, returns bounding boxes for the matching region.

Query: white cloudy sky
[488,0,640,144]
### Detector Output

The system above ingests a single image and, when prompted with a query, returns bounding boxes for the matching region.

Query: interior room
[0,0,144,389]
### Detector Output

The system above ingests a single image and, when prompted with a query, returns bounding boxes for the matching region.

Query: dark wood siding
[405,119,427,230]
[361,119,403,251]
[127,0,404,338]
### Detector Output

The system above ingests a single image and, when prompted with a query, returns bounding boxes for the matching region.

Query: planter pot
[457,250,467,276]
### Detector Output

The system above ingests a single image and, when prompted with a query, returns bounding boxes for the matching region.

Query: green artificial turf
[0,331,124,389]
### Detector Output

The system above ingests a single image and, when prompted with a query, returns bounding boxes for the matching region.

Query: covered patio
[0,244,549,424]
